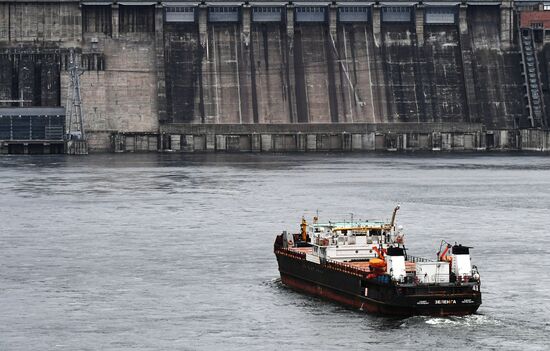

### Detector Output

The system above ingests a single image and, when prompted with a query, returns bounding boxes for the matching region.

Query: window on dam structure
[119,5,155,33]
[295,7,327,23]
[82,5,112,35]
[165,6,196,23]
[381,6,413,23]
[208,7,240,23]
[338,6,369,23]
[252,6,283,23]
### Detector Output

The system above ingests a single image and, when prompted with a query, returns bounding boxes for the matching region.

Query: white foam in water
[425,314,502,327]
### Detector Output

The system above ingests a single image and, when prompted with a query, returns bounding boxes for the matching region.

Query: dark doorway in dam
[82,5,113,35]
[119,5,155,33]
[7,144,24,154]
[532,29,544,44]
[163,23,202,124]
[486,133,495,149]
[28,144,45,155]
[0,53,62,107]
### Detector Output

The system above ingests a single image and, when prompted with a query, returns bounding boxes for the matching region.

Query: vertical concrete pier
[112,4,119,39]
[242,5,251,46]
[415,5,424,47]
[285,5,298,123]
[459,4,477,123]
[372,5,381,45]
[329,5,337,40]
[500,1,513,49]
[155,4,167,122]
[198,5,208,48]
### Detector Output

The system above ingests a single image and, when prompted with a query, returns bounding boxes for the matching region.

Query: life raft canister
[369,258,386,268]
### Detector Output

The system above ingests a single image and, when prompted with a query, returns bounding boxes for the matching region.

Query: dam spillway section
[1,0,550,152]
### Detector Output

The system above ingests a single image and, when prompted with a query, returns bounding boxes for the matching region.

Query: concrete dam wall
[0,1,549,153]
[164,5,523,128]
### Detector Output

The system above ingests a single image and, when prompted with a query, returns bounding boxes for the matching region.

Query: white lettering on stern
[435,299,457,305]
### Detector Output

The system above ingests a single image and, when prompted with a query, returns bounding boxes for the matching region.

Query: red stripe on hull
[281,273,364,309]
[280,273,409,315]
[280,273,479,317]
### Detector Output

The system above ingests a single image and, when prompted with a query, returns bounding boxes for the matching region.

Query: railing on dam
[75,0,507,6]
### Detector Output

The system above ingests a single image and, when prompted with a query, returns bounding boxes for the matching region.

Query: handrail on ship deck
[325,260,369,278]
[324,225,390,232]
[278,247,481,290]
[406,255,434,263]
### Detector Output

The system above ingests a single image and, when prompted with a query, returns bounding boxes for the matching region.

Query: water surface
[0,153,549,350]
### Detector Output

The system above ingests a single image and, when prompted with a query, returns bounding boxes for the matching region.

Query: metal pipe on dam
[1,0,550,153]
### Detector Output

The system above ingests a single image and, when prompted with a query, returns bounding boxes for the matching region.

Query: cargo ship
[274,206,482,316]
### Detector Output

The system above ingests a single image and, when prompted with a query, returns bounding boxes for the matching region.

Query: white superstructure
[306,206,404,262]
[285,206,480,286]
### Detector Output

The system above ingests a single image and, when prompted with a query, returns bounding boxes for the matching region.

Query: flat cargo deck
[288,247,418,273]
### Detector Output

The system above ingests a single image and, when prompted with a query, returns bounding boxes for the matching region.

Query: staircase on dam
[519,28,546,128]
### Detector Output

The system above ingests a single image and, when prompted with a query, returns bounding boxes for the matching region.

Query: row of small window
[339,7,368,13]
[382,7,412,13]
[166,7,194,13]
[210,7,239,13]
[253,7,282,13]
[166,5,428,15]
[296,7,325,13]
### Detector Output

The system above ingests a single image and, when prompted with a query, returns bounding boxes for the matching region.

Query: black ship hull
[275,249,481,317]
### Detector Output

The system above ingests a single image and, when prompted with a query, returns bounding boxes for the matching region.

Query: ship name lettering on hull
[435,299,457,305]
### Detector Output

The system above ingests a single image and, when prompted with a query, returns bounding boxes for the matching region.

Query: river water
[0,153,549,350]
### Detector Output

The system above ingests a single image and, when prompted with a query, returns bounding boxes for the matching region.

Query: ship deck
[289,247,417,272]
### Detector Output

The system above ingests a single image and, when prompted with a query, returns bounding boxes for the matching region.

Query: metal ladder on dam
[519,28,546,128]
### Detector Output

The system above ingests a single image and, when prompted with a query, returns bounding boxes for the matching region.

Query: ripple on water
[1,153,549,351]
